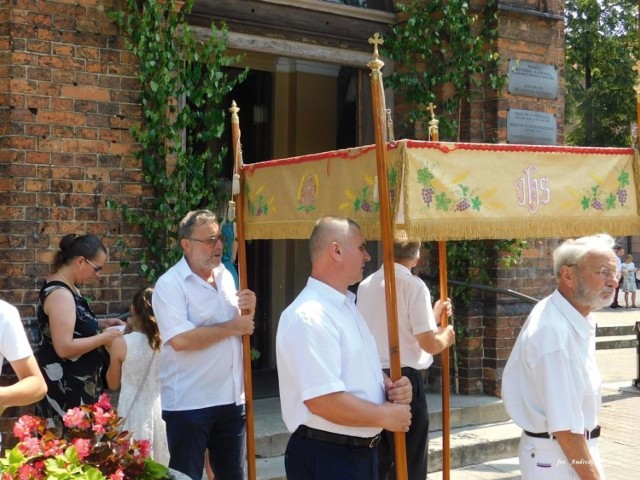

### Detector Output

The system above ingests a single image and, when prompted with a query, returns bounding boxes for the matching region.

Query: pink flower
[108,469,125,480]
[93,406,112,426]
[95,393,113,411]
[13,415,39,440]
[17,464,37,480]
[138,438,151,459]
[41,439,64,457]
[92,422,106,435]
[18,436,41,456]
[71,438,92,460]
[63,407,87,429]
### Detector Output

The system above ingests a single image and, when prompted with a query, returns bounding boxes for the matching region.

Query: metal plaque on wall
[507,109,557,145]
[507,59,558,99]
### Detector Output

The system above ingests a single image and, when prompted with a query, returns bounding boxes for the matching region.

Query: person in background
[357,238,455,480]
[276,216,412,479]
[620,253,636,308]
[0,299,47,412]
[35,234,124,431]
[106,286,169,465]
[502,234,615,479]
[153,209,256,480]
[609,244,624,308]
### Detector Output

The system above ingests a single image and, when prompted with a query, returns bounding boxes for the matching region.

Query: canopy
[242,139,640,241]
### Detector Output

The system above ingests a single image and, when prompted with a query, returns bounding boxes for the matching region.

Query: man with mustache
[153,209,256,480]
[502,234,616,480]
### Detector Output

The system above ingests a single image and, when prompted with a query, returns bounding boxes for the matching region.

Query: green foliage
[383,0,506,140]
[444,239,527,308]
[385,0,522,306]
[108,0,246,281]
[565,0,638,146]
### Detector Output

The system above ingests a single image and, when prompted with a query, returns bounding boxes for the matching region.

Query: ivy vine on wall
[384,0,524,309]
[107,0,246,282]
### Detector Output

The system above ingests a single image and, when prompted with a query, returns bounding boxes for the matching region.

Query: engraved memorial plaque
[508,60,558,99]
[507,109,557,145]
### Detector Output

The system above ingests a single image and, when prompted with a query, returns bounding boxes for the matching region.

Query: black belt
[524,426,601,440]
[294,425,381,448]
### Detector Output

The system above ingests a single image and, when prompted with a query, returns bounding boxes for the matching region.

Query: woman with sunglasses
[35,233,124,431]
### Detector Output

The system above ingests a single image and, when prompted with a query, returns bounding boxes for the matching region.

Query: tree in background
[565,0,638,146]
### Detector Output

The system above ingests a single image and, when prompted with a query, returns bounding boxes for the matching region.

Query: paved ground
[429,301,640,480]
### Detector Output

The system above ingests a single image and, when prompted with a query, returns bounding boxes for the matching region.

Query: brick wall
[402,0,565,395]
[0,0,148,320]
[0,0,148,447]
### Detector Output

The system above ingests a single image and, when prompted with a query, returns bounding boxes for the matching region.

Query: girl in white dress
[106,287,169,465]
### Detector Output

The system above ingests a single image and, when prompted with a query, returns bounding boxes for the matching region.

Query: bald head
[309,216,360,263]
[308,216,370,292]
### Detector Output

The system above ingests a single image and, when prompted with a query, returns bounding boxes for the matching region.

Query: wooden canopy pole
[429,103,452,480]
[438,242,451,480]
[368,33,408,480]
[229,101,257,480]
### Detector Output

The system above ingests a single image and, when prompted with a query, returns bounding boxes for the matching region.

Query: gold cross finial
[368,33,384,59]
[427,102,437,119]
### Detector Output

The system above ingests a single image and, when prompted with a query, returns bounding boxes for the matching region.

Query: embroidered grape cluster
[454,198,471,211]
[421,187,435,206]
[617,188,628,206]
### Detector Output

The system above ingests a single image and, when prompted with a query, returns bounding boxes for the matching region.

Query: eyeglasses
[189,235,225,247]
[567,264,619,280]
[84,257,104,273]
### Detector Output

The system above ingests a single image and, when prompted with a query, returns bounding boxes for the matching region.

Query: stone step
[253,393,514,479]
[427,420,521,473]
[255,420,521,479]
[595,335,637,350]
[597,324,636,337]
[253,393,510,459]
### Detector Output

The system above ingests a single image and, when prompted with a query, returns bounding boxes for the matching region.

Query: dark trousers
[611,285,620,306]
[285,430,379,480]
[380,367,429,480]
[163,403,246,480]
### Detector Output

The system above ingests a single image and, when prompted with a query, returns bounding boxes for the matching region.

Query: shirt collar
[175,256,226,282]
[306,277,356,307]
[550,289,596,340]
[393,262,412,276]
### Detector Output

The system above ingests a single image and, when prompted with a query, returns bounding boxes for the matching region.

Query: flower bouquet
[0,394,169,480]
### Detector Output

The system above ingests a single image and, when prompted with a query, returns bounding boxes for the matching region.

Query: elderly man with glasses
[502,234,616,480]
[152,209,257,480]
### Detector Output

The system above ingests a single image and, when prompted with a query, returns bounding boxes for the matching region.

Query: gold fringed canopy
[242,140,640,241]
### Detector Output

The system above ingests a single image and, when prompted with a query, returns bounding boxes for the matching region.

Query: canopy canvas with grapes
[241,139,640,241]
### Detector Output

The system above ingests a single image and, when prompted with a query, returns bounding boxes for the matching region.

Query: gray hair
[553,234,615,278]
[393,239,421,261]
[178,210,218,240]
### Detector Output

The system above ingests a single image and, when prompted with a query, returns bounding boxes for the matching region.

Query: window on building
[321,0,394,12]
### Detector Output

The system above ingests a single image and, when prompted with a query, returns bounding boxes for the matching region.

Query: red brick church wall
[0,0,146,447]
[1,0,146,317]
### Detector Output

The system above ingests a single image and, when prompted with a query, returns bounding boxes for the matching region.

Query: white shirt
[153,257,243,411]
[501,290,601,435]
[276,277,385,438]
[357,263,438,370]
[0,299,33,367]
[0,300,34,447]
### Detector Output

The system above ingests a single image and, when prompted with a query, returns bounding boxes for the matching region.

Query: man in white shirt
[276,216,412,479]
[502,234,616,480]
[0,299,47,411]
[357,238,455,480]
[152,210,256,480]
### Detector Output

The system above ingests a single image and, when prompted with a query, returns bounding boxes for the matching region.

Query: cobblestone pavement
[430,305,640,480]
